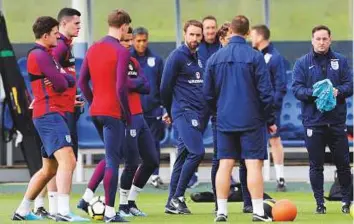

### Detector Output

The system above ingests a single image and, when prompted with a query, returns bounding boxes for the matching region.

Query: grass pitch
[0,189,352,223]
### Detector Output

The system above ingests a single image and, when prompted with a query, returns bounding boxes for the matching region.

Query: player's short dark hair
[312,25,331,37]
[32,16,59,39]
[128,26,133,34]
[216,22,231,39]
[132,27,149,37]
[251,24,270,40]
[183,20,203,33]
[57,8,81,22]
[202,15,217,24]
[108,9,131,28]
[230,15,249,36]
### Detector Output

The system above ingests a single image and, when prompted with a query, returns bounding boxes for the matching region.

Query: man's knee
[149,158,159,169]
[270,137,282,148]
[336,163,350,173]
[309,163,324,172]
[192,150,205,161]
[219,159,235,170]
[124,165,138,174]
[55,146,77,170]
[105,157,120,169]
[41,166,57,179]
[245,159,263,171]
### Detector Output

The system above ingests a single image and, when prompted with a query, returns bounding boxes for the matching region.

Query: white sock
[105,206,116,218]
[16,198,33,216]
[128,185,142,202]
[252,198,264,216]
[217,199,228,216]
[274,164,284,181]
[57,193,70,216]
[151,175,158,180]
[119,188,129,205]
[82,188,94,203]
[48,191,58,215]
[34,196,44,210]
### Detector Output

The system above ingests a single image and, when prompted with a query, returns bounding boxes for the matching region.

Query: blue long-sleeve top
[198,39,221,66]
[203,36,275,131]
[131,48,163,117]
[160,44,207,120]
[292,49,353,127]
[260,43,287,109]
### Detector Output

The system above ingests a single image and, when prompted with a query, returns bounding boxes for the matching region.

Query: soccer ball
[88,196,105,220]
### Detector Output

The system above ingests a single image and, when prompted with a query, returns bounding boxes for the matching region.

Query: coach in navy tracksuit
[198,15,220,66]
[292,25,352,214]
[204,16,275,222]
[130,27,165,187]
[161,20,208,215]
[187,15,221,189]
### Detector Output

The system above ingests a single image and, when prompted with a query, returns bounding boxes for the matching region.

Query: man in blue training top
[292,25,352,215]
[250,25,287,192]
[161,19,208,215]
[130,27,165,188]
[239,24,288,215]
[204,15,276,222]
[198,15,220,65]
[187,15,225,189]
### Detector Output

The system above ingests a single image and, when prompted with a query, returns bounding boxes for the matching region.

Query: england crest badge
[130,129,137,137]
[264,53,272,64]
[330,60,339,70]
[191,119,199,127]
[195,72,201,79]
[306,129,313,137]
[147,57,155,67]
[65,135,72,143]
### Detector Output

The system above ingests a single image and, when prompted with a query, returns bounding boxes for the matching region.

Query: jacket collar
[34,43,52,54]
[229,36,247,44]
[181,44,198,59]
[260,43,274,54]
[59,33,72,46]
[310,48,335,59]
[130,47,152,58]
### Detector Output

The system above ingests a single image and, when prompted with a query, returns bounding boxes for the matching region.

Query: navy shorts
[64,112,78,159]
[269,109,282,138]
[33,113,73,159]
[217,126,267,160]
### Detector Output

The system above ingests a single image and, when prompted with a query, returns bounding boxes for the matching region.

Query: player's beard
[186,41,199,51]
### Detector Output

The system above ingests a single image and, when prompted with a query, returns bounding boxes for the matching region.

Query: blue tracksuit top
[203,36,275,132]
[260,43,287,109]
[292,49,353,127]
[130,48,164,117]
[160,44,207,120]
[198,39,221,66]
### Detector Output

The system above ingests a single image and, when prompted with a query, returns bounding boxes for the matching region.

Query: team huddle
[11,7,352,223]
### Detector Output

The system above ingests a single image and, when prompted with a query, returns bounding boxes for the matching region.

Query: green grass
[0,192,352,223]
[2,0,353,42]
